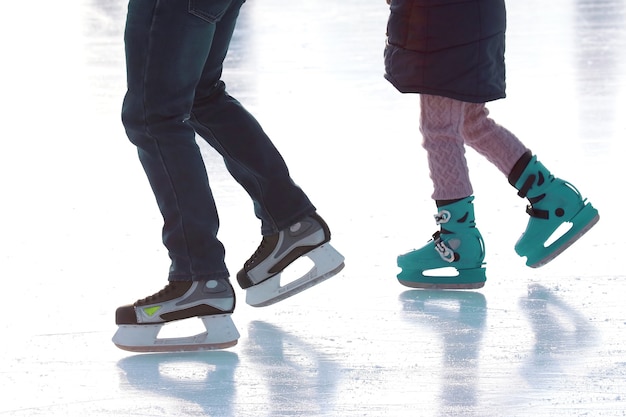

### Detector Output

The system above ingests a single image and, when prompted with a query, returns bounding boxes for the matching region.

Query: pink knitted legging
[420,94,529,200]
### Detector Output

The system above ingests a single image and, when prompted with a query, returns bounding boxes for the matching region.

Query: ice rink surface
[1,0,625,416]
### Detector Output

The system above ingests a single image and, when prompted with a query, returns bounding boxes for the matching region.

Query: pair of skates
[113,213,344,353]
[397,155,600,290]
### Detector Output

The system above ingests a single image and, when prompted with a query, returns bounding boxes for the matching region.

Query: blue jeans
[121,0,315,282]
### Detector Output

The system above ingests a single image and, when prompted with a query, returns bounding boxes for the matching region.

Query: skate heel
[245,244,345,307]
[520,201,599,267]
[113,314,240,353]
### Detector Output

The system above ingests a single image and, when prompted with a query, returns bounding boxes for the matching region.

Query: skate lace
[245,237,269,268]
[136,283,177,305]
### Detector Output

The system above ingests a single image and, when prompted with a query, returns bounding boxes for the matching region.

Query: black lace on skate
[135,282,178,306]
[244,236,270,269]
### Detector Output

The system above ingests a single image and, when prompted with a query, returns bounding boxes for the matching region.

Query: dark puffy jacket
[384,0,507,103]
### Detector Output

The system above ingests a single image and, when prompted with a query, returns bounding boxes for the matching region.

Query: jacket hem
[384,74,505,104]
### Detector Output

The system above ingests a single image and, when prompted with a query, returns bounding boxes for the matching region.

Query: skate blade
[397,266,486,290]
[112,314,240,353]
[526,204,599,268]
[245,243,345,307]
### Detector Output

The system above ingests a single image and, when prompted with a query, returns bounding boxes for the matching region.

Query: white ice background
[0,0,625,416]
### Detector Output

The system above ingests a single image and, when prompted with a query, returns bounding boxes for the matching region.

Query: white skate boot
[113,279,239,353]
[237,213,345,307]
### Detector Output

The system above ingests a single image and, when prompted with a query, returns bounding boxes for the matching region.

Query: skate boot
[397,196,486,289]
[509,153,599,267]
[237,212,345,307]
[113,279,239,353]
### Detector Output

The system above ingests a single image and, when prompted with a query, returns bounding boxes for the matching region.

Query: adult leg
[188,1,315,235]
[122,0,234,281]
[114,0,243,352]
[186,1,342,305]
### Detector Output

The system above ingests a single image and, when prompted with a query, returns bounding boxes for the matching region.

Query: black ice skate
[113,279,239,353]
[237,213,345,307]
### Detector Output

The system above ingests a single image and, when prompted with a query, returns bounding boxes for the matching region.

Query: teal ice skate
[509,153,599,267]
[397,197,486,289]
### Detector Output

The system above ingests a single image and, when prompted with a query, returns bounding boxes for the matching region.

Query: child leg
[420,94,473,200]
[461,103,598,266]
[460,102,529,176]
[396,95,486,289]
